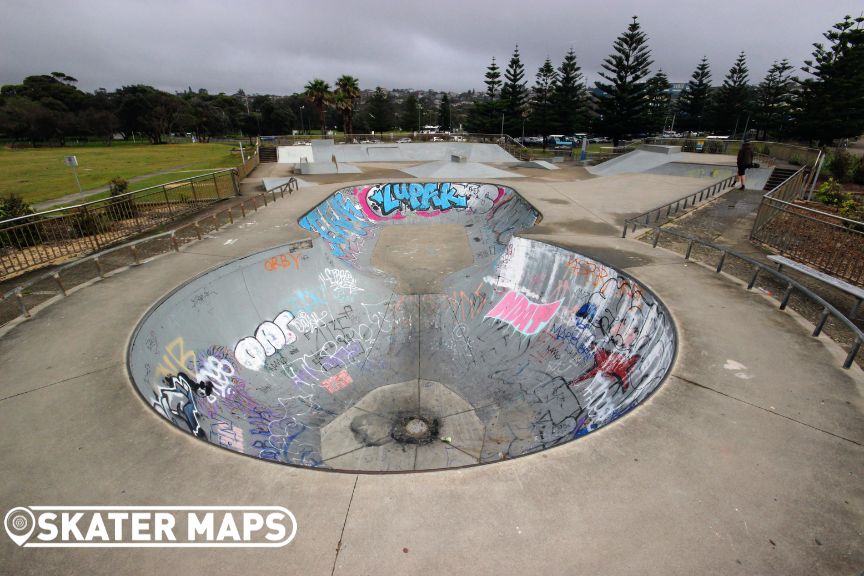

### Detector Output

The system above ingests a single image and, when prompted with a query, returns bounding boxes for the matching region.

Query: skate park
[1,141,862,574]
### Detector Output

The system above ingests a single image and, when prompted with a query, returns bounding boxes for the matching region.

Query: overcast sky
[2,0,862,95]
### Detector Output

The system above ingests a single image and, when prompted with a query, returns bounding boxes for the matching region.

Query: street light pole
[300,106,305,135]
[741,113,752,139]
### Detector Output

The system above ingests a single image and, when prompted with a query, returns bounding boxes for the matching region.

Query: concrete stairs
[763,167,798,190]
[259,146,278,163]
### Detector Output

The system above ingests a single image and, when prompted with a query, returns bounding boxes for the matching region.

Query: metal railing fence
[0,184,294,329]
[0,169,240,279]
[636,223,862,369]
[621,174,738,237]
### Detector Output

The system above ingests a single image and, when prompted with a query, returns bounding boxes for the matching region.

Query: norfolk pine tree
[594,16,653,145]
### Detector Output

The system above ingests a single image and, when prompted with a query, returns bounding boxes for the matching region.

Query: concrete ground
[1,161,862,575]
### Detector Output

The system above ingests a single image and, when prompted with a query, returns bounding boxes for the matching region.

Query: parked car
[431,136,444,142]
[546,135,576,149]
[396,137,412,143]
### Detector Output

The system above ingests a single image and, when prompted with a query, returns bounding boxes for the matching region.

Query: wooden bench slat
[767,255,864,299]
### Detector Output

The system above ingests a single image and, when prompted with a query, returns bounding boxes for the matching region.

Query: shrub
[827,150,855,182]
[71,208,110,238]
[839,198,864,231]
[107,176,138,221]
[0,194,40,248]
[108,177,128,196]
[0,194,34,221]
[839,197,864,220]
[815,178,848,206]
[852,158,864,185]
[788,155,803,166]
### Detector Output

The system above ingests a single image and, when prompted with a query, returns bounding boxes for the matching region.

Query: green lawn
[0,143,240,204]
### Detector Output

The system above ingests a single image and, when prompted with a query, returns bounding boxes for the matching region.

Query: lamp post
[417,103,422,134]
[299,106,305,135]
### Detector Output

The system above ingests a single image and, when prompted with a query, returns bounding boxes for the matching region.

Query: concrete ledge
[639,144,682,154]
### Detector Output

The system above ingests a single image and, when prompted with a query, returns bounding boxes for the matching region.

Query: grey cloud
[2,0,862,94]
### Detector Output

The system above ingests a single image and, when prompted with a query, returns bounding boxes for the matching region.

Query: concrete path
[0,170,861,575]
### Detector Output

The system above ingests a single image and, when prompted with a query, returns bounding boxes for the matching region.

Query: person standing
[736,141,753,189]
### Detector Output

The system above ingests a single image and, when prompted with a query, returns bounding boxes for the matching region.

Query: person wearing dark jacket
[736,142,753,189]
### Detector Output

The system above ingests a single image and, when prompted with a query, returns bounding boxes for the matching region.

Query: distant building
[669,83,686,98]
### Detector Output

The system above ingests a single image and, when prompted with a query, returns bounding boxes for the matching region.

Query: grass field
[0,143,241,205]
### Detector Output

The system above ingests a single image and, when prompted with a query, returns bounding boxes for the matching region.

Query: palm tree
[333,92,351,136]
[304,79,331,135]
[334,75,361,135]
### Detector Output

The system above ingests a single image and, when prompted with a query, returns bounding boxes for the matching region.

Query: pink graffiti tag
[321,370,353,394]
[485,291,562,336]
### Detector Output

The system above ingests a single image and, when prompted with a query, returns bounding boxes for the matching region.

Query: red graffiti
[570,349,640,391]
[321,370,353,394]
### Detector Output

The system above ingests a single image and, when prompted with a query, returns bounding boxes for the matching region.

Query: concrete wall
[128,183,676,470]
[277,143,519,164]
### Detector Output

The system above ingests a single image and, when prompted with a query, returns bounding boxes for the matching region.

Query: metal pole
[71,165,82,194]
[807,154,825,200]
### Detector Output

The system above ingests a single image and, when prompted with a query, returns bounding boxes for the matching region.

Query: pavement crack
[0,363,121,403]
[331,476,359,576]
[673,374,862,447]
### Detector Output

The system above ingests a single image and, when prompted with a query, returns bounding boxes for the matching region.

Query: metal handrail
[760,196,864,230]
[0,168,239,227]
[268,178,299,197]
[0,184,292,322]
[760,168,864,228]
[636,223,862,369]
[621,174,737,238]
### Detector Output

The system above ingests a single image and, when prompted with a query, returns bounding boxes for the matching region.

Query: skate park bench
[768,255,864,318]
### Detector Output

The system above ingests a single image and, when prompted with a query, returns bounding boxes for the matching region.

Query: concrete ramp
[128,182,676,471]
[644,162,736,179]
[588,149,683,176]
[295,161,362,175]
[277,145,314,164]
[589,145,739,177]
[401,160,524,179]
[516,160,560,170]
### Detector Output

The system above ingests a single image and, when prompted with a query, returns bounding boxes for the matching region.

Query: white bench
[768,255,863,318]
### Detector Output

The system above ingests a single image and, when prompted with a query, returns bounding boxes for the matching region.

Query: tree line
[0,72,307,146]
[0,13,861,147]
[467,14,863,146]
